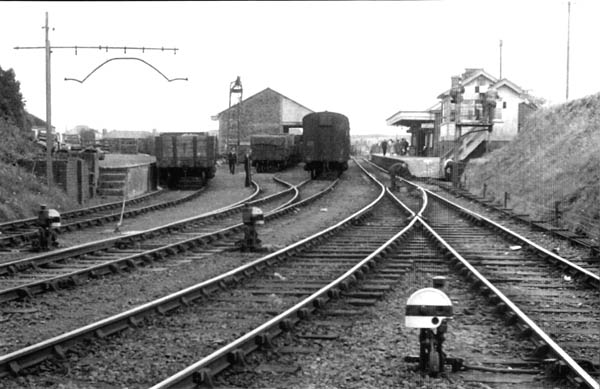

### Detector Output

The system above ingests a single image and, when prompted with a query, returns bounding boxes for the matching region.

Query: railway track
[428,179,600,258]
[365,159,599,388]
[0,188,202,251]
[0,177,311,304]
[0,172,350,384]
[1,160,597,388]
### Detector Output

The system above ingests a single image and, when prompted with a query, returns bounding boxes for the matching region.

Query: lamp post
[229,76,243,150]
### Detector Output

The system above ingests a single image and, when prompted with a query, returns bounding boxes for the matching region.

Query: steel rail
[150,160,419,388]
[360,158,427,218]
[362,158,598,387]
[0,189,165,230]
[0,182,261,276]
[418,218,599,389]
[364,158,599,283]
[425,188,600,283]
[0,177,315,302]
[270,177,311,212]
[0,189,173,247]
[0,177,341,376]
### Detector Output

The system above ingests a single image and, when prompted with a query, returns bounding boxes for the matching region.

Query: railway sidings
[0,160,597,389]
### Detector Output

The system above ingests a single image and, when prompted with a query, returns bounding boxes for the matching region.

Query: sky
[1,0,599,136]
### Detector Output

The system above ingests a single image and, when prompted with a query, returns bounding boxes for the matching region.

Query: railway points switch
[35,205,61,251]
[238,204,265,252]
[404,277,463,377]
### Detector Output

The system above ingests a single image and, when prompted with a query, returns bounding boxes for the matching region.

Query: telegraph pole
[566,1,571,101]
[499,39,503,79]
[44,12,53,186]
[15,12,181,189]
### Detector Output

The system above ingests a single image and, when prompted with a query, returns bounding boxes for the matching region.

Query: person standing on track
[227,148,237,174]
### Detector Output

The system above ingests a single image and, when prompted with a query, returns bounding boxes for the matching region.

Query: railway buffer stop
[238,204,265,252]
[404,276,463,376]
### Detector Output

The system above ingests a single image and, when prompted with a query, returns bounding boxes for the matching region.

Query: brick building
[213,88,313,153]
[386,68,538,161]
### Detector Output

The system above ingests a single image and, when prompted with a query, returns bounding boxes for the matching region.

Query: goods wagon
[250,134,301,172]
[155,132,218,189]
[302,111,350,179]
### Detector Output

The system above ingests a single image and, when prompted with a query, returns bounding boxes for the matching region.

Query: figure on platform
[400,138,409,155]
[381,140,388,156]
[227,148,237,175]
[394,139,401,156]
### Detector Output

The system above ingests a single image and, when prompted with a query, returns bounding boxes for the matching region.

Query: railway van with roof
[302,111,351,179]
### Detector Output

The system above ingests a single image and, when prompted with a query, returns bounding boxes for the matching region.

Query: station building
[386,68,538,161]
[213,87,313,153]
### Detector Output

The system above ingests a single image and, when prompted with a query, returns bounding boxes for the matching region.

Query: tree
[0,66,27,131]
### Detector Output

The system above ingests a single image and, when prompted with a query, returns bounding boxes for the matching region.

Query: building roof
[386,110,436,127]
[490,78,524,95]
[214,87,313,118]
[437,68,499,98]
[103,130,152,139]
[436,68,528,99]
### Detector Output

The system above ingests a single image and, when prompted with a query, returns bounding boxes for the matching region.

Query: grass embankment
[464,93,600,241]
[0,119,79,221]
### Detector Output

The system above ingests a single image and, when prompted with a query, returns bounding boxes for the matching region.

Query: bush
[464,92,600,240]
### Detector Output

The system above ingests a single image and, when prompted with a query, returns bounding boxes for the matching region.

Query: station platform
[370,154,443,179]
[98,154,157,198]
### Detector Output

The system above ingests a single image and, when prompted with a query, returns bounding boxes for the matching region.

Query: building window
[475,86,480,93]
[503,101,507,109]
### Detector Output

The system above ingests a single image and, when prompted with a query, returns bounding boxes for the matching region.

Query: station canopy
[386,110,435,131]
